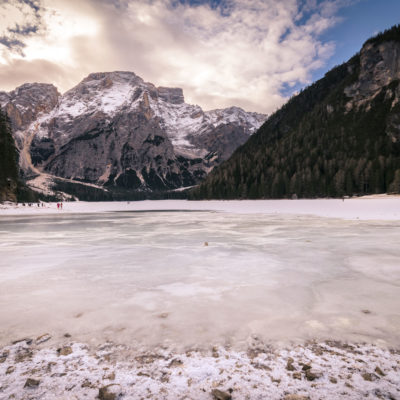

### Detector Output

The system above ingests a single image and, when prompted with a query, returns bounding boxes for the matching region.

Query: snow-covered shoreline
[1,338,399,400]
[1,196,400,220]
[1,198,399,399]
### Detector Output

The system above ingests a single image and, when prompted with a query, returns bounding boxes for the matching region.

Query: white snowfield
[1,196,399,349]
[1,197,400,399]
[1,196,400,220]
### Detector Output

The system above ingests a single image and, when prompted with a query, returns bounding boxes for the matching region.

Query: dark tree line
[191,26,400,199]
[0,108,38,202]
[0,109,20,201]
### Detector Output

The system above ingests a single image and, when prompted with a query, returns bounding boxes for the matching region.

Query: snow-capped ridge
[2,70,267,195]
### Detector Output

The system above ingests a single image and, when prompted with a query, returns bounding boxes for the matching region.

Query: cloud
[0,0,357,113]
[0,57,67,90]
[0,37,26,52]
[0,0,42,54]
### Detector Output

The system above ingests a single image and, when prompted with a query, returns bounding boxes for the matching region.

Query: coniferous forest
[191,26,400,199]
[0,109,20,201]
[0,109,37,202]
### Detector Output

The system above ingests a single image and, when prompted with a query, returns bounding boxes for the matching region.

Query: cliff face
[192,26,400,199]
[0,109,37,203]
[0,110,19,201]
[344,39,400,146]
[0,71,265,197]
[345,41,400,110]
[0,83,60,136]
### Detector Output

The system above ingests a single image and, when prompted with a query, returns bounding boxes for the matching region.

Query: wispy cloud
[0,0,42,54]
[0,0,357,113]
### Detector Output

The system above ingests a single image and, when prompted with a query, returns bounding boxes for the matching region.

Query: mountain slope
[0,109,19,201]
[192,25,400,199]
[0,109,38,202]
[0,72,265,199]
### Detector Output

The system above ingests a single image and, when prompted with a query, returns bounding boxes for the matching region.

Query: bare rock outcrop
[1,71,266,195]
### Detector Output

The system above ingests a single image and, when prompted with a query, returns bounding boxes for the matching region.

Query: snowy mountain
[0,71,265,198]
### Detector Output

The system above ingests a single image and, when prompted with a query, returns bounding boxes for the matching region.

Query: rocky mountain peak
[157,87,184,104]
[78,71,145,90]
[2,70,267,198]
[345,39,400,110]
[68,72,186,107]
[57,71,149,121]
[0,83,60,132]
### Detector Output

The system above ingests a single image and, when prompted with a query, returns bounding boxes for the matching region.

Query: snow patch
[1,198,399,220]
[0,340,399,399]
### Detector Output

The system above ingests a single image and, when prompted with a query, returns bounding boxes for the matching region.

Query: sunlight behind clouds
[14,1,99,64]
[0,0,356,113]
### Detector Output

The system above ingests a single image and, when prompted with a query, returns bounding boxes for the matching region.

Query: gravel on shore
[1,337,399,399]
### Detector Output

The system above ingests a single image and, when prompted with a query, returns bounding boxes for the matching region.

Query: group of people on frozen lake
[21,202,45,207]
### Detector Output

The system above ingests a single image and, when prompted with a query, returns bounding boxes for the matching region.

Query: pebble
[362,372,379,382]
[24,378,40,388]
[301,363,311,371]
[15,348,33,362]
[0,351,8,363]
[98,384,122,400]
[211,388,232,400]
[81,379,96,388]
[36,333,51,344]
[99,387,116,400]
[305,369,321,381]
[6,366,15,374]
[169,359,183,367]
[286,357,296,371]
[212,346,219,358]
[57,346,73,356]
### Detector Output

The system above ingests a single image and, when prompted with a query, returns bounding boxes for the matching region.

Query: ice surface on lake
[0,209,399,350]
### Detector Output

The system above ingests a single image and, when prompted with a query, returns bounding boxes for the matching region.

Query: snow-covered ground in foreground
[1,198,400,399]
[0,195,400,220]
[1,339,399,400]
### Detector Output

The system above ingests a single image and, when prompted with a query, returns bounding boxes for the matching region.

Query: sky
[0,0,399,114]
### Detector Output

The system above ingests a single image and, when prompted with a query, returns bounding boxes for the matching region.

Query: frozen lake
[1,201,400,350]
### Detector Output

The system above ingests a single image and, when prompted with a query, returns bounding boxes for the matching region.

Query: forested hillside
[0,109,20,201]
[192,25,400,199]
[0,109,37,202]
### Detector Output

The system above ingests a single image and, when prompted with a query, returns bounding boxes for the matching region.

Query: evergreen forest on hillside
[0,109,37,202]
[0,109,20,201]
[191,27,400,199]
